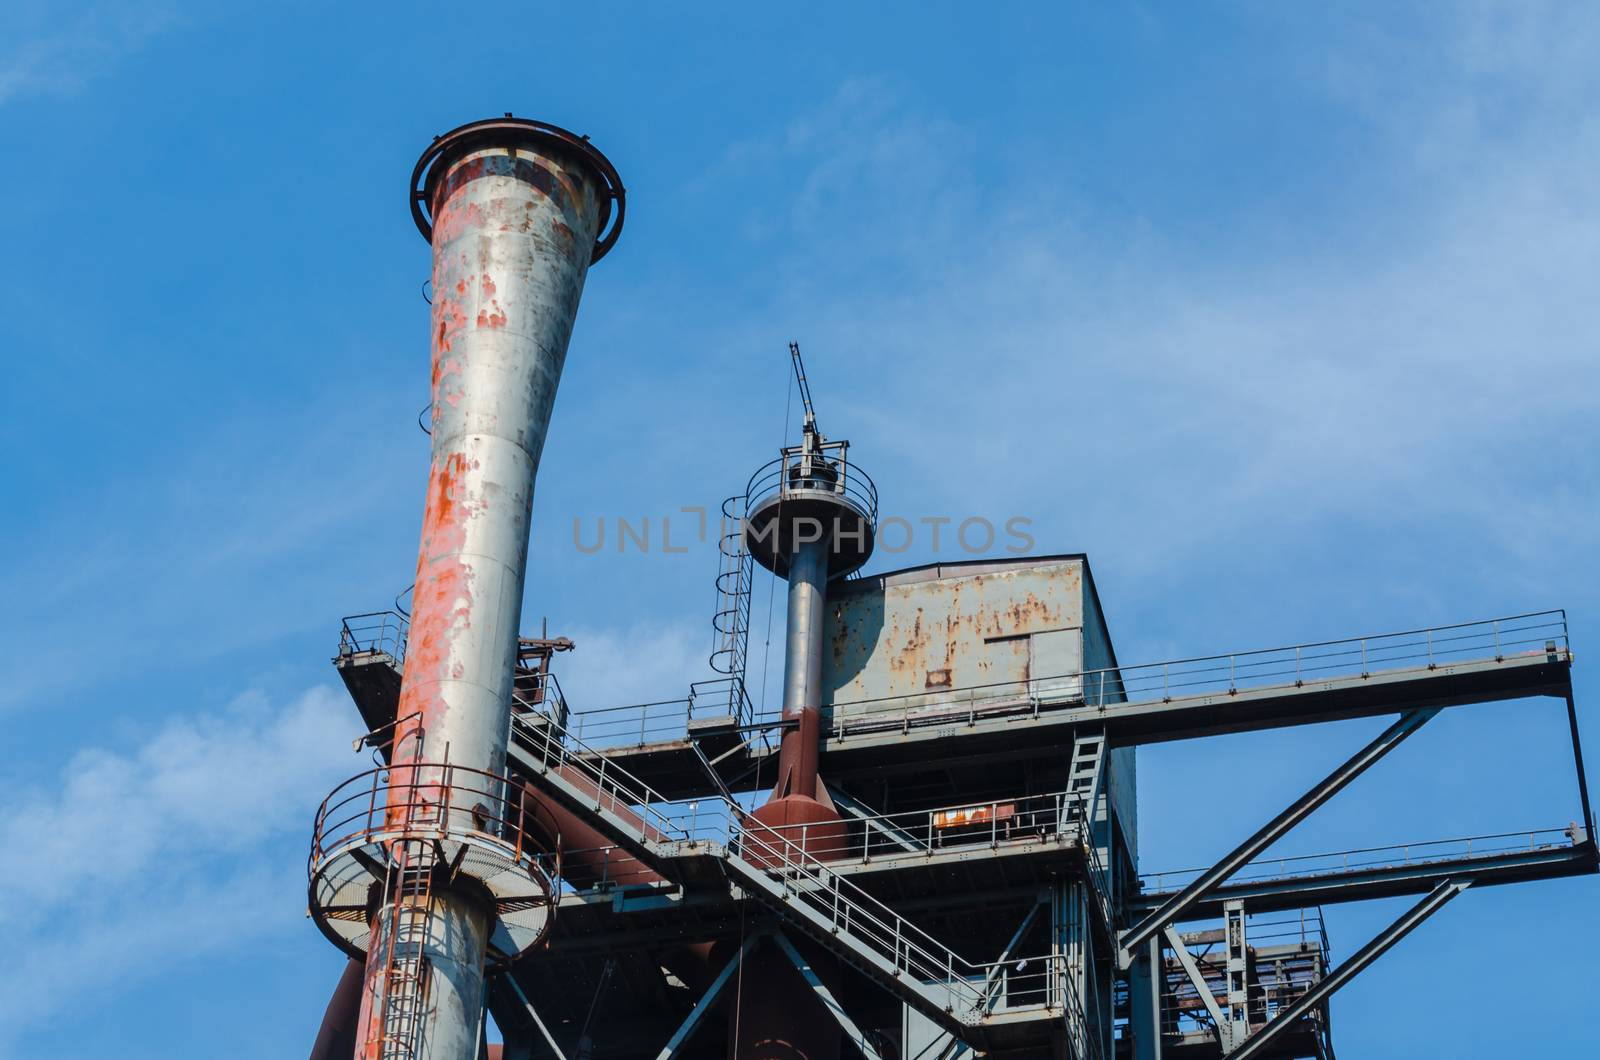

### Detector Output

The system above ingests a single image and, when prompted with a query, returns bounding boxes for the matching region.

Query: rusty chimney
[352,115,625,1060]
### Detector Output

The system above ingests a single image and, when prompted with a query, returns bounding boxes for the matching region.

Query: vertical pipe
[777,537,829,797]
[357,118,620,1060]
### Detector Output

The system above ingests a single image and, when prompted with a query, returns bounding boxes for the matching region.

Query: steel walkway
[508,711,1104,1054]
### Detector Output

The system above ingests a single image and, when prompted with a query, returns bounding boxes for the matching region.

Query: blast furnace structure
[304,114,1597,1060]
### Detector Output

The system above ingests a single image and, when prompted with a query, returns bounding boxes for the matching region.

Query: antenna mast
[789,341,818,439]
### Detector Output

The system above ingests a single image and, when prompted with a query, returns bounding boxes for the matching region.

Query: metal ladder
[365,837,437,1060]
[708,492,754,719]
[1067,729,1107,821]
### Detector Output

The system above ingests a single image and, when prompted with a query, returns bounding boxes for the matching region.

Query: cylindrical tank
[354,116,623,1060]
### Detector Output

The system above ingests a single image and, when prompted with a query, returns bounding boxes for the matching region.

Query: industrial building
[303,115,1596,1060]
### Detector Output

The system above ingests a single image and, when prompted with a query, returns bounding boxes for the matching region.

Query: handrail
[542,610,1567,753]
[743,449,879,529]
[337,611,409,662]
[825,611,1568,735]
[506,709,1100,1039]
[310,760,537,873]
[1138,827,1579,894]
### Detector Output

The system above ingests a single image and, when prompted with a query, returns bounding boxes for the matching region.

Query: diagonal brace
[771,931,887,1060]
[1121,707,1439,965]
[831,787,921,854]
[1162,927,1229,1042]
[656,930,766,1060]
[1228,877,1471,1058]
[981,894,1047,1012]
[502,975,572,1060]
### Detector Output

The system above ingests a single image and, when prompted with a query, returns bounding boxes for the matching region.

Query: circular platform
[743,456,878,579]
[308,765,557,967]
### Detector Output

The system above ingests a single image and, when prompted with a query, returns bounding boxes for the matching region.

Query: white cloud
[0,685,361,1042]
[0,2,187,106]
[555,620,715,711]
[691,28,1600,585]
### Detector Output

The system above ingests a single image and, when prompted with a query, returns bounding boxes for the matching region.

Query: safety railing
[511,669,570,732]
[730,815,1040,1026]
[509,707,731,848]
[824,610,1568,740]
[1160,911,1331,1041]
[310,760,536,874]
[559,677,755,748]
[337,611,409,663]
[1139,827,1580,894]
[536,611,1567,756]
[750,790,1089,863]
[743,445,879,531]
[507,708,1099,1036]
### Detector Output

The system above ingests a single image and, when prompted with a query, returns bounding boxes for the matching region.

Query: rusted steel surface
[347,116,622,1060]
[823,556,1090,709]
[396,126,607,787]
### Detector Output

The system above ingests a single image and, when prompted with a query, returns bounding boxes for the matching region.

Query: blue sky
[2,2,1597,1056]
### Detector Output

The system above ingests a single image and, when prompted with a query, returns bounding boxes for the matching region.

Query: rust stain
[394,450,480,754]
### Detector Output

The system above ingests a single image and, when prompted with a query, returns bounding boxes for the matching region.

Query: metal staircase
[509,711,1103,1055]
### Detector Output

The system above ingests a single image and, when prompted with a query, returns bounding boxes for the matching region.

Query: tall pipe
[775,537,828,798]
[355,116,623,1060]
[740,443,875,1060]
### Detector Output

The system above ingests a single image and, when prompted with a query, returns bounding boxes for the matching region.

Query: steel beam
[502,975,572,1060]
[1121,708,1439,964]
[1565,691,1596,842]
[1132,838,1592,919]
[655,931,765,1060]
[832,787,922,853]
[771,931,886,1060]
[1130,936,1164,1060]
[1162,927,1228,1042]
[1227,877,1472,1058]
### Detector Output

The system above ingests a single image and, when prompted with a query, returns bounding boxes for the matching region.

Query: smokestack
[739,414,876,1059]
[353,115,625,1060]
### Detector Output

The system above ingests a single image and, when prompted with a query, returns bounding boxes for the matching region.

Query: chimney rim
[410,115,626,262]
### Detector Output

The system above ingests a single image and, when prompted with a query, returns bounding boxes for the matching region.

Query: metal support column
[1222,901,1249,1047]
[1129,936,1163,1060]
[1228,878,1472,1059]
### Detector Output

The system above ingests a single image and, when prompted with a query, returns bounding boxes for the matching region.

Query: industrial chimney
[307,115,624,1060]
[735,345,877,1059]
